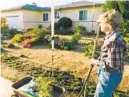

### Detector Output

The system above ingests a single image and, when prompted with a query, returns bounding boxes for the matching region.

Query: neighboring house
[1,3,51,30]
[54,1,104,32]
[1,1,104,32]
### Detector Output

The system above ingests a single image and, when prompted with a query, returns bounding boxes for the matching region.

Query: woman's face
[99,23,111,34]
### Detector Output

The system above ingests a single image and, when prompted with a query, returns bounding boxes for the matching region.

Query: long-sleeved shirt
[98,32,127,73]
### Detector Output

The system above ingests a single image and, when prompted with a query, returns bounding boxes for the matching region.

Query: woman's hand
[90,58,100,66]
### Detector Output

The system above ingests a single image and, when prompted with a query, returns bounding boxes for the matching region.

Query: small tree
[103,0,129,20]
[1,17,8,29]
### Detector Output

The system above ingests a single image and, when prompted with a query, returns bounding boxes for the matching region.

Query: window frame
[43,13,49,22]
[79,10,88,21]
[55,12,60,18]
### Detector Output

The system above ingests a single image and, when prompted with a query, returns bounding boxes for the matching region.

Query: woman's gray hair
[97,9,123,31]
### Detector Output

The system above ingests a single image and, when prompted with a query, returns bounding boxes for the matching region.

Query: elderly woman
[90,10,127,97]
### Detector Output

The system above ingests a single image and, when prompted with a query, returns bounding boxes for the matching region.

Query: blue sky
[0,0,105,10]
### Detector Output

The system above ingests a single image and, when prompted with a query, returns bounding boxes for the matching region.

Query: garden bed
[1,47,129,97]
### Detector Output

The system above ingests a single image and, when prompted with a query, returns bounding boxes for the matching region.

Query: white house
[1,1,104,32]
[1,4,51,30]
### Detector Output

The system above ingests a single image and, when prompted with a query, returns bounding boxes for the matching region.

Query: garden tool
[78,26,100,97]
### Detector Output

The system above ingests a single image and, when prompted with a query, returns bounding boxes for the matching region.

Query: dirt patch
[2,46,129,92]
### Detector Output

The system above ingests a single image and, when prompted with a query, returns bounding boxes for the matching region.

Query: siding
[56,6,103,31]
[23,10,51,29]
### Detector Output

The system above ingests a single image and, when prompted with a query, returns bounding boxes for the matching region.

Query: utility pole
[51,0,55,77]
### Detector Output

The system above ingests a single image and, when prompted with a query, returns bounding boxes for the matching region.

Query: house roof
[55,1,104,10]
[1,4,50,12]
[1,1,104,12]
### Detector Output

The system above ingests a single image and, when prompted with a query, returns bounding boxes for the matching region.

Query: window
[43,13,48,21]
[79,10,87,21]
[55,12,60,18]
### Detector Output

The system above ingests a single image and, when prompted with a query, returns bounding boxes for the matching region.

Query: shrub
[50,39,76,50]
[120,20,129,37]
[84,41,100,58]
[84,42,94,57]
[124,37,129,63]
[72,33,80,44]
[11,34,24,43]
[60,40,76,50]
[58,27,74,35]
[72,25,86,43]
[1,28,21,39]
[38,24,43,29]
[54,22,60,30]
[74,25,88,35]
[24,28,51,44]
[35,76,55,97]
[58,17,72,28]
[23,39,32,48]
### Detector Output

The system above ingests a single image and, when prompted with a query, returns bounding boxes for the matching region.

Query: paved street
[0,76,13,97]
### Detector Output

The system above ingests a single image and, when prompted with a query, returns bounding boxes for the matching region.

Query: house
[1,3,51,30]
[1,1,104,32]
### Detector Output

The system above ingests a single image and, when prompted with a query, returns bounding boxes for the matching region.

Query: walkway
[0,76,13,97]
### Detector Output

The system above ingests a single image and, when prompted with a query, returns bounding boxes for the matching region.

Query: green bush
[84,42,100,58]
[124,37,129,63]
[24,28,51,44]
[58,27,74,35]
[1,28,21,39]
[72,33,80,44]
[10,28,51,47]
[84,42,94,57]
[50,39,76,50]
[55,17,73,35]
[35,76,55,97]
[74,25,88,35]
[54,22,60,30]
[61,40,76,50]
[58,17,72,28]
[120,20,129,37]
[38,24,43,29]
[72,25,87,44]
[11,34,24,43]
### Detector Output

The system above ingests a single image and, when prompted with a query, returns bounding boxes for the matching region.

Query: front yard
[1,41,129,97]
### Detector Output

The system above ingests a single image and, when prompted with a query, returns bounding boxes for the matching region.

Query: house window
[43,13,48,21]
[55,12,60,18]
[79,10,87,21]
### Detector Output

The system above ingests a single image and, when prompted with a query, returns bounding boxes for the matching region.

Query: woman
[90,10,127,97]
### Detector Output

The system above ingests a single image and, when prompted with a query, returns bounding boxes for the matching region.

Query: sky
[0,0,105,10]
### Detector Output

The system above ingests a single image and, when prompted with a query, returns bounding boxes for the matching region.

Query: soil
[1,44,129,92]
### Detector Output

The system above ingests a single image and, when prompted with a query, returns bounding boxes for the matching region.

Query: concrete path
[0,76,13,97]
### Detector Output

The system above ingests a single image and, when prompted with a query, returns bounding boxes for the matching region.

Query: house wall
[55,6,103,32]
[40,11,51,28]
[1,10,24,30]
[23,10,51,29]
[1,5,103,31]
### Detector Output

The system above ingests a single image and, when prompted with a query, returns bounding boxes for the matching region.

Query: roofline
[1,2,103,12]
[1,8,50,12]
[55,4,103,10]
[1,4,50,12]
[1,8,22,12]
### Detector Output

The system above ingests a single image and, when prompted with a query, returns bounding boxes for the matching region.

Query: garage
[6,16,20,30]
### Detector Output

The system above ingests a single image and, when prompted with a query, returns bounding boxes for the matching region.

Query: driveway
[0,76,13,97]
